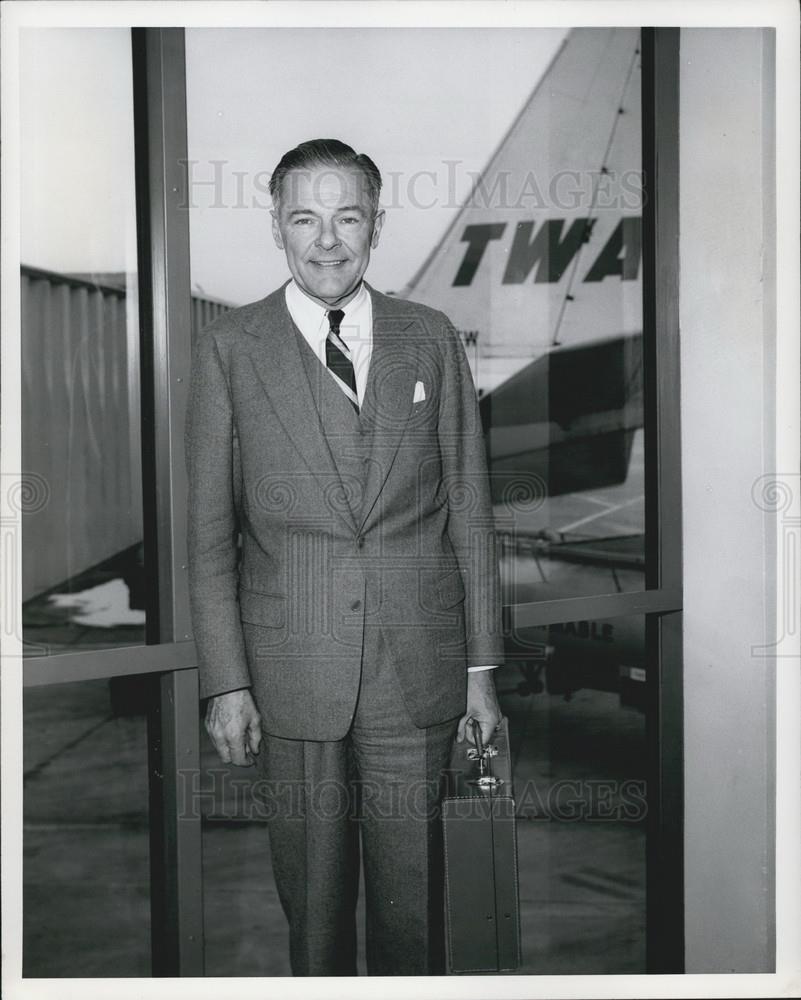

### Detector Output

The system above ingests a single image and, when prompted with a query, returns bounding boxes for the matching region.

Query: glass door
[17,23,682,979]
[20,27,202,978]
[183,24,683,975]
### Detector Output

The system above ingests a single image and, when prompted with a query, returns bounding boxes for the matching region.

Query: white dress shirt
[284,279,495,675]
[285,279,372,404]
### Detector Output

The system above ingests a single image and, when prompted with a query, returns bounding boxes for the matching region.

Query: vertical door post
[642,26,684,973]
[132,26,203,976]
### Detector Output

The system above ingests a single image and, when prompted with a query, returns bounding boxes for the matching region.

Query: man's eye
[339,217,359,225]
[294,218,314,225]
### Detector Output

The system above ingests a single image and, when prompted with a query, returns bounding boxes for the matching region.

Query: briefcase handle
[468,719,503,788]
[472,718,486,758]
[468,719,499,759]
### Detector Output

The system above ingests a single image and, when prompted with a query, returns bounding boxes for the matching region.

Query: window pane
[198,614,647,975]
[20,28,146,657]
[409,31,645,601]
[185,26,649,975]
[23,677,152,976]
[501,614,647,973]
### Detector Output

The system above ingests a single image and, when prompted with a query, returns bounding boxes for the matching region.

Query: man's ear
[271,211,284,250]
[370,208,386,250]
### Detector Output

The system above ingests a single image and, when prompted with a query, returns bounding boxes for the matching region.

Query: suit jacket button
[351,600,362,611]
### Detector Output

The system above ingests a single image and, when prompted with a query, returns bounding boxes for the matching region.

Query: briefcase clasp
[466,721,505,789]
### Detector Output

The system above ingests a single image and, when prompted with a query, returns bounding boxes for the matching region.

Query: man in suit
[185,138,504,976]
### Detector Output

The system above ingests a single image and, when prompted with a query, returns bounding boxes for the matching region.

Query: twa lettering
[453,218,642,287]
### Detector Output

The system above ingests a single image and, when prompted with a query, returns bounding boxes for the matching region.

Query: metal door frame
[22,25,684,977]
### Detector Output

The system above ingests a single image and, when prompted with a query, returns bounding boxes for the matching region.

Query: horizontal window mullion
[22,640,198,688]
[504,587,682,630]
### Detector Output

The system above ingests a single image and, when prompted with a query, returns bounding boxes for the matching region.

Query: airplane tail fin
[401,27,643,398]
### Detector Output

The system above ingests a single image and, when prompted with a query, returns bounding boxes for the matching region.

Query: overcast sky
[20,26,567,305]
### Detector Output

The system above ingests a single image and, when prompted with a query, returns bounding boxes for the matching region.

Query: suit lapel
[241,285,358,532]
[357,286,420,534]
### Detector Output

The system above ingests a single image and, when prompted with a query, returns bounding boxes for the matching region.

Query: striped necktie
[325,309,359,412]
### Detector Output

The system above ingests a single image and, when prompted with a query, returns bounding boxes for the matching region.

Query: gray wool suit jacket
[185,281,504,741]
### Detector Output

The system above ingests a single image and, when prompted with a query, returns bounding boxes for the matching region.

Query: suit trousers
[254,623,460,976]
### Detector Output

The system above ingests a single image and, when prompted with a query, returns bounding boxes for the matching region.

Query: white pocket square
[413,380,426,403]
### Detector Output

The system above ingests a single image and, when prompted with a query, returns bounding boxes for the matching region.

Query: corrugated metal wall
[21,266,230,601]
[191,293,229,335]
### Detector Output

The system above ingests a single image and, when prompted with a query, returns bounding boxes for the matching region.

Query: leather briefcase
[442,717,521,973]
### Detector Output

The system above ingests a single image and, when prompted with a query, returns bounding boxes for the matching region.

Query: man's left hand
[457,669,502,746]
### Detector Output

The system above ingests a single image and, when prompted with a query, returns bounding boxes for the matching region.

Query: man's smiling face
[271,165,384,309]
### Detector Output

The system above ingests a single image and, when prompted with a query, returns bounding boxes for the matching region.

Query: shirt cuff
[467,664,498,672]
